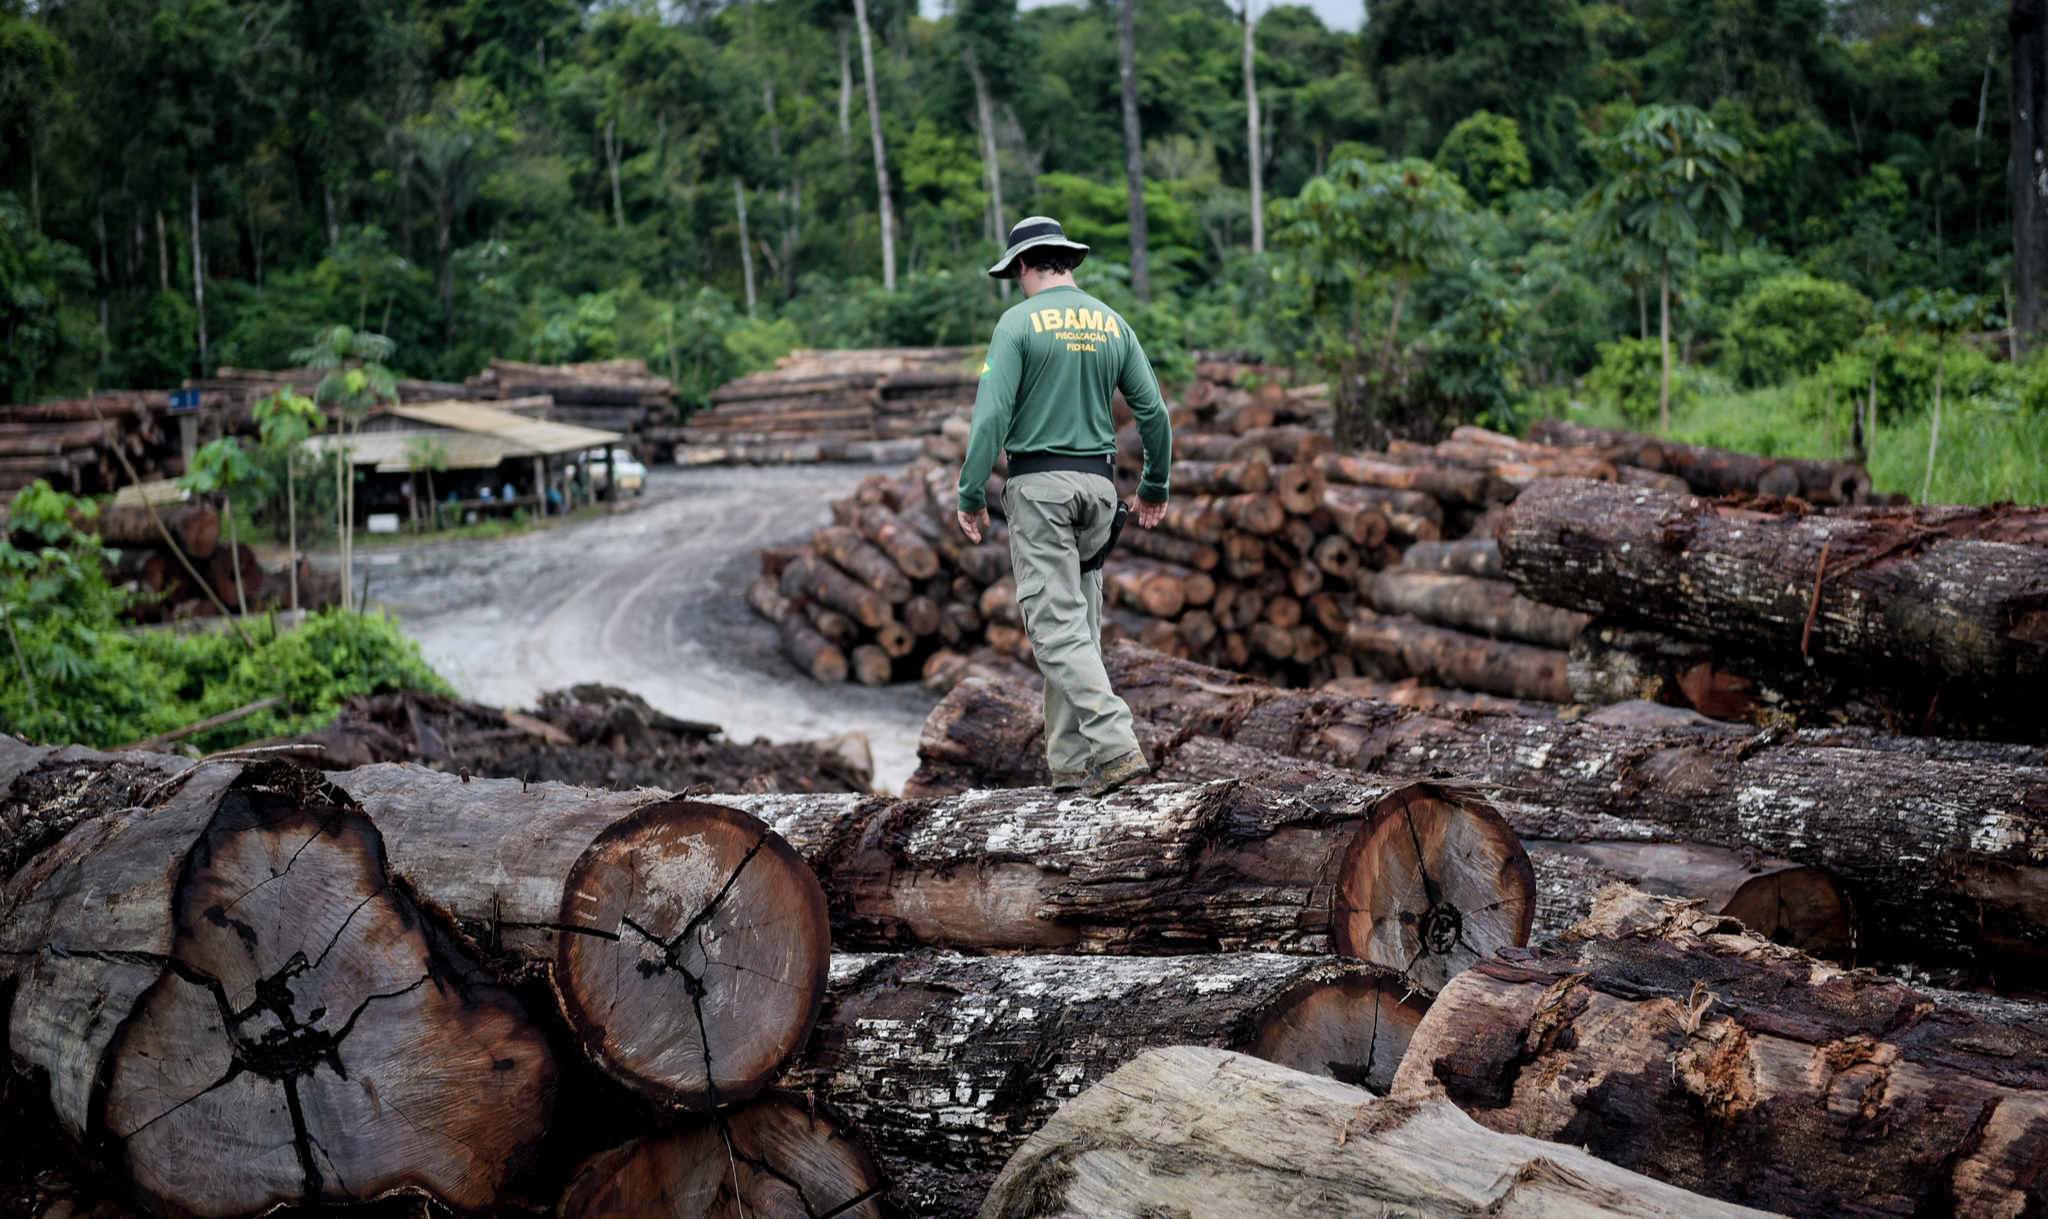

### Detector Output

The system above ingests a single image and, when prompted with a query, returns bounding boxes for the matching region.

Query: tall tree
[2014,0,2048,358]
[1117,0,1149,302]
[1243,1,1263,255]
[1582,105,1744,433]
[852,0,896,290]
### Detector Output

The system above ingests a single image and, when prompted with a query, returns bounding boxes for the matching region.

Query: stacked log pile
[0,392,184,494]
[79,497,343,620]
[673,347,976,465]
[462,357,672,434]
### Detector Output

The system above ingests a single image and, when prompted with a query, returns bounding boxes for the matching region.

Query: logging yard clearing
[368,461,936,792]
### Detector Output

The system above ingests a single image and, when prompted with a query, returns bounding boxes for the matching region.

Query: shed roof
[388,401,622,455]
[303,429,532,473]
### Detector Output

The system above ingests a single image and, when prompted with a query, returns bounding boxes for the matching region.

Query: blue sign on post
[169,388,201,412]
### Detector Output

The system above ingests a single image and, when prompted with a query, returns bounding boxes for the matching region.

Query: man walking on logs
[957,216,1173,796]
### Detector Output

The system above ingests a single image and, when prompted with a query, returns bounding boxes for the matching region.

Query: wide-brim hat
[987,216,1089,279]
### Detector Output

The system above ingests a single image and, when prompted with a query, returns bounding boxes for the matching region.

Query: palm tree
[1582,105,1744,433]
[293,325,397,611]
[252,388,323,611]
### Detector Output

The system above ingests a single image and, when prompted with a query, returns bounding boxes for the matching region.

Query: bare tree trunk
[1865,354,1879,465]
[1658,253,1673,432]
[324,181,339,246]
[190,181,206,374]
[838,27,853,152]
[155,208,168,293]
[852,0,896,291]
[734,178,757,314]
[1243,2,1263,255]
[604,117,624,230]
[286,460,298,611]
[1118,0,1150,303]
[963,44,1005,243]
[225,499,247,616]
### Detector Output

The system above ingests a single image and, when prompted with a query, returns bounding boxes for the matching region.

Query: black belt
[1006,451,1115,481]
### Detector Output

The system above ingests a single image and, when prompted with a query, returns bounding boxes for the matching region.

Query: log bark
[1499,479,2048,719]
[1169,459,1270,495]
[1528,418,1873,504]
[1372,567,1590,649]
[1316,453,1496,505]
[1116,525,1218,570]
[1402,537,1502,578]
[910,645,2048,970]
[89,503,220,559]
[782,954,1427,1219]
[334,767,832,1110]
[1325,481,1445,525]
[980,1046,1774,1219]
[1524,840,1853,954]
[1236,425,1333,464]
[724,771,1528,976]
[781,552,891,629]
[1319,493,1390,547]
[1345,609,1572,702]
[0,757,556,1219]
[815,526,912,603]
[1393,888,2048,1219]
[851,642,893,685]
[560,1094,885,1219]
[1106,560,1185,618]
[854,504,940,580]
[1157,496,1226,544]
[780,611,849,683]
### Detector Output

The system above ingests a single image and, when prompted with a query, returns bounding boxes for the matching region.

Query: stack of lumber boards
[675,346,977,465]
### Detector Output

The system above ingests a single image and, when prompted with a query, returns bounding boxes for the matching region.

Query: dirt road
[363,464,938,793]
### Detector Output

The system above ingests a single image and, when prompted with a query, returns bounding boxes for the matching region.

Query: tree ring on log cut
[1718,865,1854,957]
[1332,783,1534,993]
[555,801,830,1111]
[559,1093,885,1219]
[98,770,556,1219]
[1248,970,1432,1094]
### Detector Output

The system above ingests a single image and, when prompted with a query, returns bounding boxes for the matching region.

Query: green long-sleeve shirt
[957,285,1172,512]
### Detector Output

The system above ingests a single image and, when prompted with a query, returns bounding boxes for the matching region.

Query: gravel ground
[357,463,939,793]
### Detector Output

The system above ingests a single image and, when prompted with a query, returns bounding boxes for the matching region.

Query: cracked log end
[98,775,556,1219]
[1334,783,1535,993]
[1249,970,1432,1094]
[560,1093,884,1219]
[555,801,831,1111]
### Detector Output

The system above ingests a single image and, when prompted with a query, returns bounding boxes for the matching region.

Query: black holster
[1081,500,1129,573]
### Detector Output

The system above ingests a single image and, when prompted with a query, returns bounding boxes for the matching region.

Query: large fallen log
[1344,608,1573,702]
[1316,452,1497,505]
[1528,417,1873,504]
[1499,479,2048,733]
[326,767,830,1111]
[0,756,556,1219]
[560,1094,885,1219]
[783,953,1428,1219]
[909,644,2048,971]
[1370,567,1590,649]
[723,775,1532,986]
[1394,888,2048,1218]
[980,1046,1774,1219]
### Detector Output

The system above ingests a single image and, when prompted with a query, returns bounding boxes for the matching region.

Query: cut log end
[1334,783,1534,993]
[1248,970,1431,1095]
[101,767,556,1219]
[559,1095,885,1219]
[555,801,831,1110]
[1720,865,1855,957]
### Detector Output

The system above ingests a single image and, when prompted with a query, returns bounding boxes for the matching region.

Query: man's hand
[957,507,990,543]
[1133,496,1167,530]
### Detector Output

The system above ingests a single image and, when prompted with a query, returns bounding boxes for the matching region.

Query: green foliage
[1581,104,1744,279]
[1435,111,1533,207]
[1587,336,1675,423]
[294,324,398,420]
[1725,274,1873,385]
[0,481,453,748]
[0,192,92,400]
[180,436,271,500]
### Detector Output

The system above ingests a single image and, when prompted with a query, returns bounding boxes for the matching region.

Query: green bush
[1,482,452,750]
[1725,274,1873,386]
[1586,337,1676,423]
[1434,110,1532,208]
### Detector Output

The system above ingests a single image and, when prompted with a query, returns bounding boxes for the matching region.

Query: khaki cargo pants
[1002,470,1141,774]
